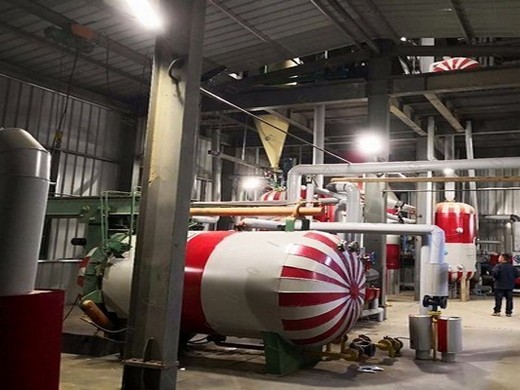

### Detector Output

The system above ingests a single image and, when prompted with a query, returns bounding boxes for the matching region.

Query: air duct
[0,128,50,296]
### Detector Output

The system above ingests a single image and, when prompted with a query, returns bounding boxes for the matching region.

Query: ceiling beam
[5,0,150,67]
[203,80,367,111]
[0,58,131,112]
[389,98,427,136]
[450,0,475,42]
[323,0,379,53]
[310,0,365,50]
[395,45,520,57]
[214,49,371,92]
[424,93,464,132]
[0,22,147,88]
[392,66,520,96]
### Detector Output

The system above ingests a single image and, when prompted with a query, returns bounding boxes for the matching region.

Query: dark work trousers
[494,289,514,314]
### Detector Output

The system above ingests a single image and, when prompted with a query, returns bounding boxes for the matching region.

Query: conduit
[240,219,447,314]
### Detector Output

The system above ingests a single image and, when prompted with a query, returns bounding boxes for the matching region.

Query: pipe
[387,197,416,213]
[191,216,219,224]
[287,156,520,202]
[240,219,448,314]
[189,206,324,217]
[387,213,416,224]
[481,214,520,222]
[325,182,363,243]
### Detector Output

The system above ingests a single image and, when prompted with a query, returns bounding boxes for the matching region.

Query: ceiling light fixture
[357,133,384,156]
[127,0,163,30]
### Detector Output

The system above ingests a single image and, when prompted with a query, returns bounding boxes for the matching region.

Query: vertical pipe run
[313,105,325,188]
[465,121,478,228]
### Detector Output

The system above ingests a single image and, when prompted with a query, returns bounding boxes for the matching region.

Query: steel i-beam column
[313,105,325,188]
[365,45,391,308]
[414,117,436,300]
[121,1,206,389]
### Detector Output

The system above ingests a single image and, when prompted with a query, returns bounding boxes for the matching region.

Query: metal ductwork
[0,128,50,296]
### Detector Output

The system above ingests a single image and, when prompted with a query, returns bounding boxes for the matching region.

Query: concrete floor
[60,294,520,389]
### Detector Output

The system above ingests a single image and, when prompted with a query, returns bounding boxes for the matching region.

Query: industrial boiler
[87,230,366,347]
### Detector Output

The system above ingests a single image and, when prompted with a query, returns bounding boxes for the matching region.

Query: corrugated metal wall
[473,168,520,254]
[0,75,126,260]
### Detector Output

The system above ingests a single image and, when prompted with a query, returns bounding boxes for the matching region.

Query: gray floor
[60,294,520,389]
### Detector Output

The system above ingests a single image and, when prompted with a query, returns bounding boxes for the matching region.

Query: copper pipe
[80,300,114,330]
[189,206,324,217]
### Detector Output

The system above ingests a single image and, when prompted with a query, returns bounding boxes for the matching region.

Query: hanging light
[357,133,384,156]
[126,0,163,30]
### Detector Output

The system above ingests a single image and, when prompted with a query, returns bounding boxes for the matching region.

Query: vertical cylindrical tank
[435,202,477,283]
[437,316,463,362]
[409,314,432,360]
[103,230,366,346]
[0,128,50,296]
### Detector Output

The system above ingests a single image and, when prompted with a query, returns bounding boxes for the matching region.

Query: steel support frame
[121,1,206,389]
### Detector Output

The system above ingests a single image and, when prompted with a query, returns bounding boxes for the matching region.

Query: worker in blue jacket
[492,253,519,317]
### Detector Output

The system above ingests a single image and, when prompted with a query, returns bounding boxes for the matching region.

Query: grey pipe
[287,156,520,201]
[240,219,448,313]
[481,215,520,222]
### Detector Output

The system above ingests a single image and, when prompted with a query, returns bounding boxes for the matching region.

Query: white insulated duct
[287,157,520,202]
[0,128,50,296]
[240,219,448,314]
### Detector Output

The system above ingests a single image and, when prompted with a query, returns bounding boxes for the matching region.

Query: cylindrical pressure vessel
[0,128,50,296]
[103,230,366,346]
[435,202,477,283]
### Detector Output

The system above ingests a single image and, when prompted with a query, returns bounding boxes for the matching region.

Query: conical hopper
[254,115,289,169]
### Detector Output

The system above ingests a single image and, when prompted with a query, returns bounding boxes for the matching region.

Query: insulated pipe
[240,219,448,314]
[481,215,520,222]
[387,197,416,213]
[387,213,416,224]
[325,182,363,243]
[287,156,520,202]
[0,128,50,296]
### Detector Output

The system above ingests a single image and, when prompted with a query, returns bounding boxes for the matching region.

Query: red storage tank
[102,231,366,346]
[435,202,477,283]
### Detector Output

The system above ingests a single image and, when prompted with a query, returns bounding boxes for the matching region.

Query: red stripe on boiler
[279,292,347,307]
[181,231,235,334]
[282,302,345,331]
[304,231,340,250]
[281,266,348,289]
[289,245,348,282]
[291,310,349,345]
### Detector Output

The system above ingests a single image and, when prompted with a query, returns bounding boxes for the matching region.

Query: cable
[200,87,352,164]
[62,294,81,322]
[52,48,80,153]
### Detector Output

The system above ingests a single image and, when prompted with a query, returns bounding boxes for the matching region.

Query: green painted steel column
[121,1,206,389]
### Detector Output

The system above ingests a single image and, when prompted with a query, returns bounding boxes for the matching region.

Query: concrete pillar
[122,1,206,389]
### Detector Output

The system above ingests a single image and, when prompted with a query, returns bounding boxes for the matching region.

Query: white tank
[0,128,50,296]
[103,230,366,346]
